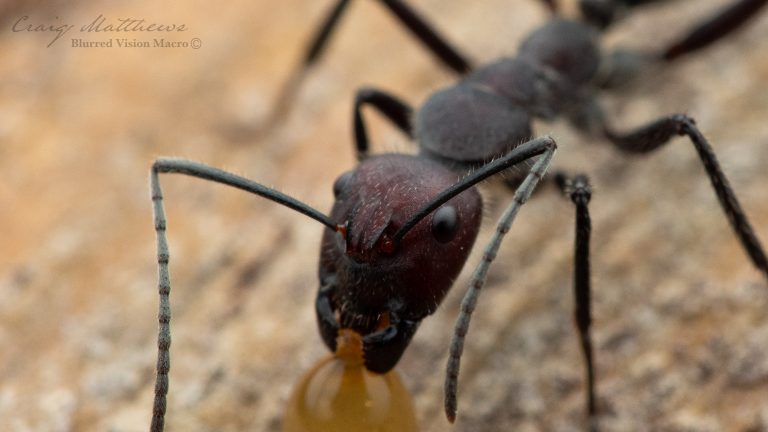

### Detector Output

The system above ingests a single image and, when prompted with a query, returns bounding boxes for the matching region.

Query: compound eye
[332,171,354,198]
[431,205,458,244]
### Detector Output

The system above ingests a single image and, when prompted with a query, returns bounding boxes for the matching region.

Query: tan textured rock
[1,1,767,431]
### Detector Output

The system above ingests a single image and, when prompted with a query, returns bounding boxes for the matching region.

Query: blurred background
[1,0,767,431]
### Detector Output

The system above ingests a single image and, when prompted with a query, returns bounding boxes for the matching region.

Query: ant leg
[597,0,765,87]
[361,316,420,373]
[149,159,336,432]
[302,0,354,71]
[539,0,558,14]
[579,0,665,29]
[266,0,354,132]
[268,0,470,132]
[555,173,598,431]
[579,0,616,28]
[662,0,767,61]
[605,114,768,281]
[379,0,473,74]
[297,0,473,75]
[294,0,473,77]
[353,87,413,160]
[444,138,557,423]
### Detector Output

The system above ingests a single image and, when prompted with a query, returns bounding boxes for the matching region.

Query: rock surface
[1,1,767,431]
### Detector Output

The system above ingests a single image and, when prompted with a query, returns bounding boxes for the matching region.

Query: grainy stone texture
[1,1,767,431]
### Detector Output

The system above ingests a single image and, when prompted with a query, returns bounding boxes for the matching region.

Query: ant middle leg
[555,172,598,431]
[291,0,473,75]
[269,0,471,135]
[605,114,768,282]
[353,87,414,160]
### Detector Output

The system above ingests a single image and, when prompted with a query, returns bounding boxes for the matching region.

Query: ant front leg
[353,87,414,160]
[605,114,768,281]
[555,172,598,431]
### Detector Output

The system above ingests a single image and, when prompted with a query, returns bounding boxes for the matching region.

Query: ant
[147,0,768,430]
[255,0,767,428]
[150,134,557,431]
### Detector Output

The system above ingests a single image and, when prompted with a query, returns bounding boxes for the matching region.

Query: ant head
[320,154,482,318]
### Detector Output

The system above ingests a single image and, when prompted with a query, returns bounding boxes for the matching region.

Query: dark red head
[319,153,482,334]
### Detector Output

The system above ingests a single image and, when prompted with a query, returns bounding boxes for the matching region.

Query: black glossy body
[413,19,600,178]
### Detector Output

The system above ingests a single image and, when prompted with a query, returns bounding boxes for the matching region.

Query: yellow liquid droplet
[283,330,419,432]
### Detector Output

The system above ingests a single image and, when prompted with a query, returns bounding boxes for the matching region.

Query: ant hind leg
[605,114,768,281]
[662,0,768,61]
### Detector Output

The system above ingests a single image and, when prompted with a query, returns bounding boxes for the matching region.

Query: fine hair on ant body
[148,0,767,431]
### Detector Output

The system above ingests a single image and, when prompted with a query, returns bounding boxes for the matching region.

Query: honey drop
[283,330,419,432]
